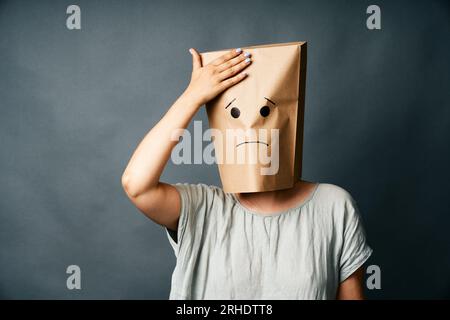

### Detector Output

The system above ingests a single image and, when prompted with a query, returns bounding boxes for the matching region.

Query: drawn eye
[260,106,270,117]
[230,107,240,118]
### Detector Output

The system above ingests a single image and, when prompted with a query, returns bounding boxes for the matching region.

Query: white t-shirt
[166,182,372,300]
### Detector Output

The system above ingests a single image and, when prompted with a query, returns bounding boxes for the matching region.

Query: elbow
[121,172,141,199]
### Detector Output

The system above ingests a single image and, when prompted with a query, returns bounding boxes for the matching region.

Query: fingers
[218,72,248,91]
[209,48,243,66]
[189,48,202,71]
[216,51,250,72]
[218,56,251,80]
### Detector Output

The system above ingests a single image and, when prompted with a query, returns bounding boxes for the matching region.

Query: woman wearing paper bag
[122,42,372,300]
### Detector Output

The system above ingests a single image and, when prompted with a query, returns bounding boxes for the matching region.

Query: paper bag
[200,42,307,193]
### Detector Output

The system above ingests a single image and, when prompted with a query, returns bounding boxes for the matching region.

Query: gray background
[1,0,449,299]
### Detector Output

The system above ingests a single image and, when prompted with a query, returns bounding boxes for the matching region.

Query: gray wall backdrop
[1,0,449,299]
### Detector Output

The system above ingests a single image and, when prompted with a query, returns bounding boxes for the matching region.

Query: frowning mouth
[235,140,269,148]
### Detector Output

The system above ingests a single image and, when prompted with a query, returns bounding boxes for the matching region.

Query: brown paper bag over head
[200,42,307,193]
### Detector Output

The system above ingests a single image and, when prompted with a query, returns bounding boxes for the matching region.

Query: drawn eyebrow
[225,98,236,109]
[264,97,276,105]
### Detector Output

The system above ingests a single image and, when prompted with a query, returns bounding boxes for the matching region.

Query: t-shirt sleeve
[165,183,210,257]
[339,195,373,282]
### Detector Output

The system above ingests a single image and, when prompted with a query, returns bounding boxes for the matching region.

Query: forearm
[122,92,200,197]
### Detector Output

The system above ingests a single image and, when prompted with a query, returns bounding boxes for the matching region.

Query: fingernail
[245,57,251,63]
[236,48,242,53]
[244,52,251,57]
[242,72,248,77]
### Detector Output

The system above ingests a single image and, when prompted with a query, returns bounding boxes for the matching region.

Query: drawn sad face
[225,97,276,148]
[225,96,278,149]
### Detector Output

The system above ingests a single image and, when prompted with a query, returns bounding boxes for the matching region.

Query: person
[121,47,373,300]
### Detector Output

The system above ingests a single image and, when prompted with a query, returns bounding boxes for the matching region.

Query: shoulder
[312,183,361,225]
[315,183,356,205]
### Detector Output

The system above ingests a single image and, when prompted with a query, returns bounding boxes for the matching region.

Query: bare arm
[336,266,366,300]
[121,47,251,231]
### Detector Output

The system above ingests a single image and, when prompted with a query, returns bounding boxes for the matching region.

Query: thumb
[189,48,202,71]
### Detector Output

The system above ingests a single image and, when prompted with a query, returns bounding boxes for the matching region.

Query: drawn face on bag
[201,42,306,193]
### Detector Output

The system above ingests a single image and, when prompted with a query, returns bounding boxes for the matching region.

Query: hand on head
[184,47,251,106]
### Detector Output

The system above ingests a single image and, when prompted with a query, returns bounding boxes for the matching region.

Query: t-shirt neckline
[230,183,321,217]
